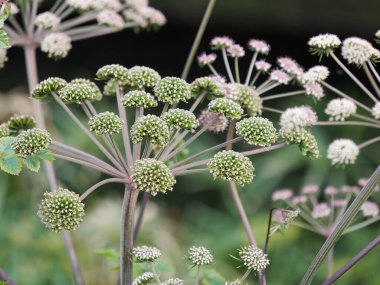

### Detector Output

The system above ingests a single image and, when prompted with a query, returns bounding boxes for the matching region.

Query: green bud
[89,112,123,135]
[236,117,277,146]
[31,77,67,100]
[208,98,243,120]
[154,77,191,104]
[162,109,199,132]
[12,128,52,157]
[122,90,158,108]
[131,115,170,146]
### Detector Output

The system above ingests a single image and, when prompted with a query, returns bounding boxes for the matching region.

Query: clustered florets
[96,64,131,84]
[341,37,374,66]
[122,90,158,108]
[327,139,359,166]
[360,201,379,218]
[304,82,325,100]
[208,98,243,120]
[162,278,184,285]
[0,123,10,137]
[154,77,191,104]
[236,117,277,146]
[198,109,229,133]
[96,9,125,29]
[88,112,123,135]
[247,39,270,54]
[41,32,72,59]
[58,81,98,104]
[227,44,245,58]
[132,272,155,285]
[238,245,269,271]
[325,98,357,121]
[232,84,263,116]
[197,52,217,66]
[191,76,225,98]
[372,102,380,119]
[37,188,85,232]
[308,33,341,57]
[162,109,199,132]
[280,106,317,132]
[208,150,254,185]
[277,57,304,81]
[302,65,329,84]
[133,245,162,262]
[272,189,293,201]
[281,129,320,159]
[187,246,214,266]
[311,203,331,219]
[269,69,290,85]
[12,128,52,157]
[131,159,176,196]
[255,60,271,72]
[7,114,37,134]
[131,115,170,146]
[35,12,61,30]
[31,77,68,100]
[129,66,161,89]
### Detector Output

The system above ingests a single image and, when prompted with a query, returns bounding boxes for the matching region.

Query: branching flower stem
[315,121,380,129]
[358,136,380,149]
[222,47,235,82]
[363,62,380,98]
[194,265,201,285]
[245,51,258,85]
[80,178,129,201]
[262,90,305,101]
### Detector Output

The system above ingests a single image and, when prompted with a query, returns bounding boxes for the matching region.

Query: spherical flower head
[247,39,270,54]
[197,52,217,67]
[210,36,235,49]
[129,66,161,89]
[334,199,348,207]
[255,60,271,72]
[58,82,96,104]
[37,188,85,232]
[133,245,162,262]
[131,158,176,196]
[371,102,380,119]
[302,65,329,84]
[66,0,92,11]
[324,186,338,195]
[31,77,67,100]
[162,109,199,132]
[162,278,184,285]
[325,98,357,121]
[97,9,125,29]
[304,82,325,100]
[236,117,277,146]
[90,0,122,11]
[234,84,263,116]
[0,123,10,138]
[280,106,317,132]
[0,48,8,69]
[96,64,130,84]
[133,272,155,285]
[122,90,158,108]
[375,30,380,44]
[281,128,320,159]
[70,78,103,101]
[131,115,170,146]
[341,37,373,66]
[139,6,167,28]
[35,12,61,30]
[198,109,229,133]
[7,114,37,134]
[191,76,225,98]
[208,98,243,120]
[327,139,359,166]
[277,57,304,81]
[270,69,290,85]
[301,184,319,195]
[360,201,379,218]
[187,246,213,266]
[12,128,52,157]
[103,80,117,96]
[227,44,245,58]
[41,32,72,59]
[89,112,123,135]
[238,245,269,271]
[272,189,293,201]
[154,77,191,104]
[311,203,331,219]
[308,34,341,57]
[208,150,254,186]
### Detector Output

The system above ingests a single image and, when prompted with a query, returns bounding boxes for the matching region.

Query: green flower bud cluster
[187,246,214,266]
[238,245,270,271]
[103,79,117,96]
[191,77,225,98]
[154,77,191,104]
[7,114,37,134]
[236,117,277,146]
[0,123,10,137]
[31,77,67,100]
[122,90,158,108]
[129,66,161,89]
[280,129,319,159]
[89,112,123,135]
[208,98,243,120]
[133,272,155,285]
[37,188,85,232]
[162,109,199,132]
[58,81,97,104]
[12,128,52,157]
[133,245,162,262]
[131,115,170,146]
[131,158,176,196]
[236,85,263,116]
[208,150,254,185]
[70,78,102,101]
[96,64,131,84]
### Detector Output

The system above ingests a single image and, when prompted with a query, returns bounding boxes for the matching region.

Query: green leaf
[0,29,9,48]
[35,150,55,162]
[96,248,119,262]
[0,155,22,175]
[0,136,14,154]
[0,281,9,285]
[202,268,226,285]
[23,155,41,172]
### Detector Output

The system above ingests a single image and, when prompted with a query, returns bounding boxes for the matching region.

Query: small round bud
[0,48,8,69]
[304,82,325,100]
[97,9,124,29]
[197,52,217,66]
[58,82,96,104]
[162,109,199,132]
[31,77,67,100]
[96,64,131,84]
[122,90,158,108]
[191,76,225,98]
[342,37,373,66]
[188,246,213,266]
[38,188,85,232]
[41,32,72,59]
[236,117,277,146]
[371,102,380,119]
[129,66,161,89]
[311,203,331,219]
[208,98,243,120]
[70,78,102,101]
[163,278,184,285]
[131,115,170,146]
[281,129,320,159]
[133,246,162,262]
[131,158,176,196]
[360,201,379,218]
[280,106,317,132]
[0,123,10,138]
[247,39,270,54]
[270,69,290,85]
[133,272,155,285]
[238,245,270,271]
[272,189,293,201]
[12,128,52,157]
[208,150,254,186]
[308,34,341,57]
[35,12,61,30]
[154,77,191,104]
[103,80,117,96]
[327,139,359,166]
[325,98,357,121]
[89,112,123,135]
[7,114,37,134]
[302,66,329,84]
[227,44,245,58]
[210,36,234,49]
[198,109,229,133]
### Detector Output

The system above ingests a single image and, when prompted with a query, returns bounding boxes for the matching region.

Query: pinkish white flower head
[304,82,325,100]
[277,57,304,80]
[139,6,166,27]
[227,44,245,58]
[198,109,229,133]
[327,139,359,166]
[197,52,217,67]
[247,39,270,54]
[341,185,360,194]
[376,30,380,40]
[324,186,338,195]
[371,48,380,62]
[0,49,8,69]
[66,0,92,11]
[292,195,307,205]
[90,0,122,11]
[371,102,380,119]
[210,36,235,49]
[341,37,374,66]
[301,184,319,195]
[360,201,379,217]
[224,83,241,101]
[9,3,19,15]
[302,65,329,84]
[308,34,341,56]
[325,98,357,121]
[35,12,61,30]
[272,189,293,201]
[312,203,331,219]
[269,69,290,85]
[334,199,347,207]
[41,32,72,59]
[255,60,271,72]
[280,106,318,131]
[123,9,148,27]
[97,9,125,29]
[209,75,226,85]
[357,178,380,192]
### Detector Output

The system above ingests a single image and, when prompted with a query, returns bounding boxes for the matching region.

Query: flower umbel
[12,128,52,157]
[238,245,270,271]
[133,246,162,262]
[88,112,123,135]
[187,246,213,266]
[236,117,277,147]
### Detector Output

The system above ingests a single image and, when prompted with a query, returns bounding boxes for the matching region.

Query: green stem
[80,178,129,201]
[239,269,252,283]
[315,121,380,129]
[343,216,380,234]
[194,265,201,285]
[234,57,240,83]
[150,262,162,285]
[326,248,334,279]
[262,90,305,101]
[222,47,235,82]
[358,136,380,149]
[245,51,258,85]
[363,62,380,99]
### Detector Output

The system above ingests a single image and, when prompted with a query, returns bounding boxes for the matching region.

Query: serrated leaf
[0,155,22,175]
[23,155,41,172]
[35,150,55,162]
[0,136,14,154]
[0,29,9,48]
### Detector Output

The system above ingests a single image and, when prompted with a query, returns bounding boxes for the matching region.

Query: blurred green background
[0,0,379,284]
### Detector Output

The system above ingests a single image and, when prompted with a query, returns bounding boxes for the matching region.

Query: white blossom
[41,33,72,59]
[327,139,359,166]
[97,9,124,29]
[280,106,317,131]
[325,98,357,121]
[35,12,61,30]
[341,37,373,66]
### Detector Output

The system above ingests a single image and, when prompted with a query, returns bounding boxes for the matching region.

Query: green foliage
[23,155,41,172]
[0,3,10,48]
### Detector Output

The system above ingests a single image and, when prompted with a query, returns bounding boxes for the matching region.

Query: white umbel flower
[247,39,270,54]
[272,189,293,201]
[302,65,329,83]
[360,201,379,218]
[270,69,290,84]
[341,37,373,66]
[255,60,271,72]
[327,139,359,166]
[140,6,166,27]
[35,12,61,30]
[0,49,8,69]
[280,106,317,131]
[66,0,92,11]
[97,9,124,29]
[277,57,304,80]
[90,0,122,11]
[312,203,331,219]
[371,102,380,119]
[325,98,357,121]
[308,34,341,55]
[133,246,161,262]
[188,246,213,265]
[41,32,72,59]
[304,82,325,100]
[238,245,270,271]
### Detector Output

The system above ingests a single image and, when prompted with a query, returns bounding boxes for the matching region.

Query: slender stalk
[194,265,201,285]
[240,143,286,157]
[326,248,334,279]
[363,62,380,98]
[358,136,380,149]
[207,63,220,77]
[62,231,84,285]
[80,178,129,201]
[172,168,209,176]
[234,57,240,83]
[257,82,280,95]
[262,90,305,101]
[264,208,276,254]
[368,61,380,85]
[170,158,210,172]
[239,269,252,283]
[150,262,162,285]
[262,106,283,114]
[293,222,322,234]
[181,0,217,80]
[245,51,258,85]
[189,92,206,113]
[343,216,380,234]
[315,121,380,129]
[221,47,235,82]
[250,71,262,86]
[70,25,136,42]
[352,113,380,124]
[159,130,188,161]
[133,192,150,243]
